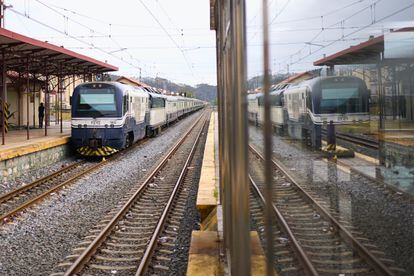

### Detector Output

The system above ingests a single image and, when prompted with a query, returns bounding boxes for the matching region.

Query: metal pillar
[0,0,4,28]
[17,72,22,127]
[229,0,250,274]
[59,74,63,133]
[261,0,275,274]
[55,91,58,125]
[1,51,6,145]
[26,58,30,140]
[44,74,49,136]
[32,77,35,129]
[327,121,336,149]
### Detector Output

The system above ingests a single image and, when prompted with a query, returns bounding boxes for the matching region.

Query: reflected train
[248,76,370,148]
[71,82,204,156]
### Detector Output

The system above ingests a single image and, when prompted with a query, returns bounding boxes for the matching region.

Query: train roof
[148,92,167,99]
[293,76,365,88]
[247,93,262,100]
[76,81,147,91]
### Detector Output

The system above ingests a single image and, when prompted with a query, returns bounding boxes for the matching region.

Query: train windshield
[319,81,365,114]
[73,87,118,117]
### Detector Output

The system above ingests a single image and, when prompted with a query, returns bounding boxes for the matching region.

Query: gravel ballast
[249,125,414,274]
[0,158,78,195]
[0,111,203,275]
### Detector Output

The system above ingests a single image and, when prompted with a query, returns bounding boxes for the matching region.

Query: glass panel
[74,88,118,117]
[244,0,414,275]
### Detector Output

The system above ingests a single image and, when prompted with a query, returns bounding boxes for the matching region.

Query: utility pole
[0,0,4,28]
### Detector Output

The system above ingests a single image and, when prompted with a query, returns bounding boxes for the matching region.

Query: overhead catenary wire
[7,7,153,76]
[43,0,207,32]
[288,0,413,67]
[138,0,197,80]
[278,0,384,68]
[32,0,149,75]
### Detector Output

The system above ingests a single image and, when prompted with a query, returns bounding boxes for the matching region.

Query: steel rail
[0,161,85,205]
[321,129,379,149]
[136,113,208,275]
[249,175,319,276]
[0,124,160,224]
[336,132,379,149]
[249,144,394,276]
[0,160,106,223]
[63,111,207,276]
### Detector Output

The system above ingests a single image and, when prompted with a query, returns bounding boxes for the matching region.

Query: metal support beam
[229,0,250,274]
[17,72,22,127]
[1,50,5,145]
[44,74,49,136]
[32,77,36,129]
[26,57,30,140]
[261,0,275,274]
[59,65,63,133]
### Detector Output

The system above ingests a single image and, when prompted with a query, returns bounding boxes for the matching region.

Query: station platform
[0,122,71,182]
[0,122,71,161]
[187,112,270,275]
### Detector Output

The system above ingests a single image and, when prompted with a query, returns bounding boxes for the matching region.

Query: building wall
[3,75,91,128]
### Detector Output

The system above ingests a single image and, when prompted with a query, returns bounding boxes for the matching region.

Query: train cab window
[123,95,129,113]
[150,96,166,108]
[74,86,118,117]
[306,88,312,111]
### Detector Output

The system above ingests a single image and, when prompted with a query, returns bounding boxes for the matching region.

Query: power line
[33,0,145,72]
[138,0,197,80]
[289,1,414,67]
[279,0,383,66]
[42,0,206,32]
[7,7,152,75]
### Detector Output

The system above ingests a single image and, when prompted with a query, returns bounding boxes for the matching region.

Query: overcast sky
[4,0,414,86]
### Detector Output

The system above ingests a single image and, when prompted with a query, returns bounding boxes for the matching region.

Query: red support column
[59,73,63,133]
[45,74,48,136]
[17,72,22,127]
[1,51,6,145]
[26,58,30,140]
[32,76,36,129]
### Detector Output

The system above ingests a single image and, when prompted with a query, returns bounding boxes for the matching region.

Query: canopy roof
[313,36,384,66]
[0,28,118,75]
[314,28,414,66]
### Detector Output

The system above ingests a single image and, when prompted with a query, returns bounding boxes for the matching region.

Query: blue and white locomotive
[249,76,370,148]
[71,82,204,156]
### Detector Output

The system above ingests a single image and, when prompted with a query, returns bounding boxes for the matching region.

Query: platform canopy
[314,28,414,66]
[313,35,384,66]
[0,28,118,75]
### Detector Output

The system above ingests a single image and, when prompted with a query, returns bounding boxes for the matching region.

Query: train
[71,82,205,156]
[248,76,370,148]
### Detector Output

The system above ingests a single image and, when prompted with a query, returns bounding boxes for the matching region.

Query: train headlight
[105,124,109,128]
[83,124,87,128]
[110,124,114,128]
[78,124,82,128]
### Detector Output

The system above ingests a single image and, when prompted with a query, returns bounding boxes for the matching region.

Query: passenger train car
[71,82,204,156]
[249,76,370,148]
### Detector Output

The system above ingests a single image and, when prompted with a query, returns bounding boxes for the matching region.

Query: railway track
[0,160,105,224]
[249,145,404,275]
[51,111,209,276]
[321,129,379,150]
[0,127,155,225]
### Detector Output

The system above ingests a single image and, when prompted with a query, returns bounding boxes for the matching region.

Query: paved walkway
[0,122,71,161]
